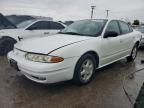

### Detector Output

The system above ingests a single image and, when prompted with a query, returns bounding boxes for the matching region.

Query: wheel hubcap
[80,59,94,82]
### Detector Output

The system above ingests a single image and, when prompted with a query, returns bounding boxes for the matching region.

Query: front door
[100,20,122,66]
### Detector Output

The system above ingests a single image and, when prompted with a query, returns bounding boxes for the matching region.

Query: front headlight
[25,53,64,63]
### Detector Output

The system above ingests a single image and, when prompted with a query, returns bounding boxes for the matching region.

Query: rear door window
[27,21,50,30]
[50,22,65,29]
[119,21,132,34]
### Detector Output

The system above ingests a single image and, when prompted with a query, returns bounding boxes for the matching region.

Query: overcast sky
[0,0,144,22]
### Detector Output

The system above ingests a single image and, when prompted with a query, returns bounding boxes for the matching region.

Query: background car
[0,13,17,30]
[0,19,66,55]
[135,26,144,46]
[8,19,142,85]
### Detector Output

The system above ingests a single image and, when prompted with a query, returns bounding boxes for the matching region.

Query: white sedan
[8,19,142,85]
[0,19,66,55]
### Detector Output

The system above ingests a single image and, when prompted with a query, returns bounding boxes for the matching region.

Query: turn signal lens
[48,56,64,63]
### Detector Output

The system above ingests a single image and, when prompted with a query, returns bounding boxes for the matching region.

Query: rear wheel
[127,44,138,62]
[73,54,96,85]
[0,38,16,56]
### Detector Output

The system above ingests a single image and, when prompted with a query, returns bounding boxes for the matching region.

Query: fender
[47,39,90,55]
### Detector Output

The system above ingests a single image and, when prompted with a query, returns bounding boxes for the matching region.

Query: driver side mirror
[104,31,118,38]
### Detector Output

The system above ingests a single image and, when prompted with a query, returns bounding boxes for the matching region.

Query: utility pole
[91,6,96,19]
[106,10,110,18]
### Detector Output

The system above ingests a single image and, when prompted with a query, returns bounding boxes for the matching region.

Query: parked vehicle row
[7,19,142,85]
[0,20,66,55]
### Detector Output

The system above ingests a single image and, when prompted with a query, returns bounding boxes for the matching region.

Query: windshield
[137,26,144,33]
[17,19,36,28]
[60,19,107,37]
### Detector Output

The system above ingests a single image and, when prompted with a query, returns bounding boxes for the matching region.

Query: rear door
[118,21,134,56]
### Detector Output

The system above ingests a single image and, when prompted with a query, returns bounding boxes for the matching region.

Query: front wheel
[73,54,96,85]
[127,44,138,62]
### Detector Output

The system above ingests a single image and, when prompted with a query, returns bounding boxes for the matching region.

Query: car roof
[33,19,67,27]
[81,18,125,21]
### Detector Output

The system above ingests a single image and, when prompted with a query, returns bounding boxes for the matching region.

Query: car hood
[15,34,91,54]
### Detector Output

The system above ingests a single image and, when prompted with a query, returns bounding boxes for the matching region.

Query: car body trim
[47,39,90,55]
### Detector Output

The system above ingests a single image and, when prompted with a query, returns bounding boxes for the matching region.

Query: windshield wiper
[59,32,85,36]
[59,32,96,37]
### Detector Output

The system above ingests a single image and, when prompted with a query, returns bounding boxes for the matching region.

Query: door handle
[44,32,49,35]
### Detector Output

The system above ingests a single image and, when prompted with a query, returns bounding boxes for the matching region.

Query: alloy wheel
[80,59,94,82]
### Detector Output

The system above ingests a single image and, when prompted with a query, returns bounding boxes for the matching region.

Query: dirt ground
[0,48,144,108]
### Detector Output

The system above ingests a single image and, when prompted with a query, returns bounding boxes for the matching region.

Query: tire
[73,54,96,85]
[0,38,16,56]
[127,44,138,62]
